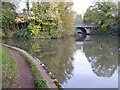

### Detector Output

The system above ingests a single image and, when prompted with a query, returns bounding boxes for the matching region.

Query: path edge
[2,44,62,89]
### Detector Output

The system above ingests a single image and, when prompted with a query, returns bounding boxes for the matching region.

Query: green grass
[0,47,2,89]
[19,51,49,89]
[2,47,17,88]
[2,46,49,89]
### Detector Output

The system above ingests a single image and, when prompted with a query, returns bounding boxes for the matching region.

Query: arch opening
[76,27,87,34]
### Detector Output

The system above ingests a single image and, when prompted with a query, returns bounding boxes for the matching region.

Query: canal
[2,35,119,88]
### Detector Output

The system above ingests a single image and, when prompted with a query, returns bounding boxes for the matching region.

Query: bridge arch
[76,27,87,34]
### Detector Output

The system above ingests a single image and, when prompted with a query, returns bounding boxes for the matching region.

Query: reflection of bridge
[75,34,91,42]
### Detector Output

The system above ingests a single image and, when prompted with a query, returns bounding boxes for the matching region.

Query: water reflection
[33,39,75,83]
[2,36,118,88]
[83,36,118,77]
[75,34,87,41]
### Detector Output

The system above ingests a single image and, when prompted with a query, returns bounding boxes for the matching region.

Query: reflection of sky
[62,46,118,88]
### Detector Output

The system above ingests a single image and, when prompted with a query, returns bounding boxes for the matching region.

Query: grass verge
[1,47,17,88]
[18,51,49,89]
[0,46,2,89]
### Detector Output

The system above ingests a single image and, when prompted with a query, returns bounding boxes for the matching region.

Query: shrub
[16,28,31,39]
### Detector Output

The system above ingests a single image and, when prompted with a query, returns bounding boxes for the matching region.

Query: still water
[2,35,119,88]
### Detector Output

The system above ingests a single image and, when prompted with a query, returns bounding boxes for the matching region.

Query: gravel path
[6,47,35,88]
[3,44,58,88]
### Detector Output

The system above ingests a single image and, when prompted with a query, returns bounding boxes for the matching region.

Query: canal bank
[3,46,35,88]
[2,44,61,89]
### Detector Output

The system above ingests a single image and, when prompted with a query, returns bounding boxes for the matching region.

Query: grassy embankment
[2,47,17,88]
[0,46,2,89]
[19,52,48,89]
[2,46,48,89]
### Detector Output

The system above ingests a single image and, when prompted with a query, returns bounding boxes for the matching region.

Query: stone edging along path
[2,44,62,89]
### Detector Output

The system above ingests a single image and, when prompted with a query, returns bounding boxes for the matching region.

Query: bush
[35,78,48,88]
[16,28,31,39]
[19,52,48,89]
[28,23,41,37]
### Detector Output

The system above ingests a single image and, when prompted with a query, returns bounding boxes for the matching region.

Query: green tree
[75,14,82,23]
[31,1,75,38]
[83,1,118,35]
[1,2,17,38]
[15,0,75,39]
[30,2,50,38]
[57,2,75,37]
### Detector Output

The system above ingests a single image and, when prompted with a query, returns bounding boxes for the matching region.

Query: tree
[14,0,75,39]
[83,1,118,35]
[30,1,75,38]
[75,14,82,22]
[57,2,75,37]
[26,0,30,14]
[1,2,17,38]
[31,2,50,38]
[75,14,83,27]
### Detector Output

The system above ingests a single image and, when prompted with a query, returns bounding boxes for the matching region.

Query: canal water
[2,35,119,88]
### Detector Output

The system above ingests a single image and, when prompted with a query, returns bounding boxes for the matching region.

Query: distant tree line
[1,1,119,39]
[1,1,75,39]
[83,1,120,36]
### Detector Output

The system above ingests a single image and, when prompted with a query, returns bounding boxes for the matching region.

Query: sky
[72,0,94,15]
[17,0,94,15]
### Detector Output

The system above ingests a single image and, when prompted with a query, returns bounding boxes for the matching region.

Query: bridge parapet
[75,25,95,35]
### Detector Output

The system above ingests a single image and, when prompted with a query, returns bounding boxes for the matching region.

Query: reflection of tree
[2,39,32,51]
[83,36,118,77]
[3,38,75,84]
[30,38,75,84]
[29,42,42,55]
